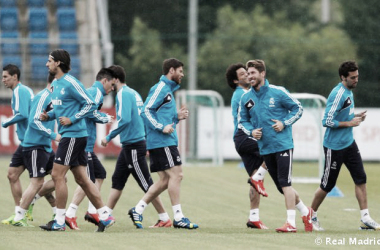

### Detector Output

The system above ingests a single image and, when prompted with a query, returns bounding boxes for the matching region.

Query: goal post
[176,90,224,166]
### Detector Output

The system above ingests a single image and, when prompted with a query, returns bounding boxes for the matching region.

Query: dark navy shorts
[54,137,87,167]
[149,146,182,173]
[263,149,294,194]
[320,141,366,193]
[87,151,106,182]
[23,146,55,178]
[112,140,153,191]
[234,130,263,176]
[10,145,25,167]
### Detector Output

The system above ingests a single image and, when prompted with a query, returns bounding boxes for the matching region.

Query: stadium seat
[2,55,22,69]
[31,56,48,81]
[0,8,19,32]
[55,0,74,7]
[56,8,77,31]
[1,32,20,55]
[27,0,46,7]
[59,32,78,55]
[28,8,48,31]
[70,56,81,79]
[0,0,17,7]
[29,31,49,55]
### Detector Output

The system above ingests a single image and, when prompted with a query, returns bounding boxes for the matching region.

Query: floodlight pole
[188,0,198,91]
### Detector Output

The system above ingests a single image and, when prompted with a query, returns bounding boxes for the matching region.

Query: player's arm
[237,94,255,136]
[68,82,96,124]
[30,94,58,140]
[280,89,303,127]
[141,86,167,132]
[2,88,30,128]
[104,91,132,143]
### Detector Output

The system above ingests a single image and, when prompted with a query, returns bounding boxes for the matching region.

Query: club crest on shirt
[60,88,65,95]
[269,97,275,107]
[245,99,255,111]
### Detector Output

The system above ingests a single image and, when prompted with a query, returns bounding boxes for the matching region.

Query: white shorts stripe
[132,149,149,190]
[164,147,174,167]
[64,138,76,166]
[322,149,332,187]
[32,150,38,177]
[288,150,293,183]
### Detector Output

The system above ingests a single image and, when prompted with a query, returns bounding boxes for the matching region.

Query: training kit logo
[341,96,352,111]
[177,156,181,162]
[245,99,255,111]
[331,161,337,169]
[157,94,172,111]
[269,97,275,107]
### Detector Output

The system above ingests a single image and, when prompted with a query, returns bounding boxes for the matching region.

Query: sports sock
[158,212,170,222]
[295,200,309,217]
[14,206,26,222]
[287,210,296,228]
[173,204,184,221]
[31,194,41,205]
[249,208,259,221]
[55,208,66,225]
[135,200,148,214]
[97,206,110,220]
[66,203,78,218]
[312,210,317,219]
[52,206,57,214]
[14,206,20,214]
[87,201,97,214]
[360,209,371,222]
[252,166,267,181]
[106,206,113,214]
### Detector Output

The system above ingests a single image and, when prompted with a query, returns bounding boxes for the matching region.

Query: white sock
[252,166,267,181]
[360,209,371,222]
[287,210,296,227]
[135,200,148,214]
[87,201,97,214]
[55,208,66,225]
[173,204,184,221]
[249,208,259,221]
[312,209,317,219]
[158,212,170,222]
[14,206,26,222]
[52,206,57,214]
[66,203,78,218]
[106,206,113,214]
[97,206,110,220]
[31,194,41,205]
[295,200,309,217]
[14,206,20,214]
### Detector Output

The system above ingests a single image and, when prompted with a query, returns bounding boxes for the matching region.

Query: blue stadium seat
[59,32,78,56]
[28,8,48,31]
[29,31,49,55]
[1,32,20,55]
[2,55,22,69]
[70,56,81,79]
[27,0,46,7]
[56,8,76,31]
[0,0,17,7]
[31,56,48,81]
[55,0,74,7]
[0,8,18,32]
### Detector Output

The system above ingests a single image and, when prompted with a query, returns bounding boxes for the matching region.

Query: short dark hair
[339,61,358,79]
[225,63,245,90]
[162,58,184,75]
[246,59,266,73]
[108,65,126,83]
[50,49,71,73]
[96,68,116,81]
[3,64,20,80]
[47,73,55,84]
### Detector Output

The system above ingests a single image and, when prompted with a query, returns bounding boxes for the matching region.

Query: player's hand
[252,128,262,140]
[40,109,49,121]
[350,116,362,127]
[178,106,189,120]
[357,110,367,122]
[101,137,108,147]
[59,117,72,126]
[55,134,61,142]
[271,119,284,132]
[163,123,175,134]
[106,114,114,124]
